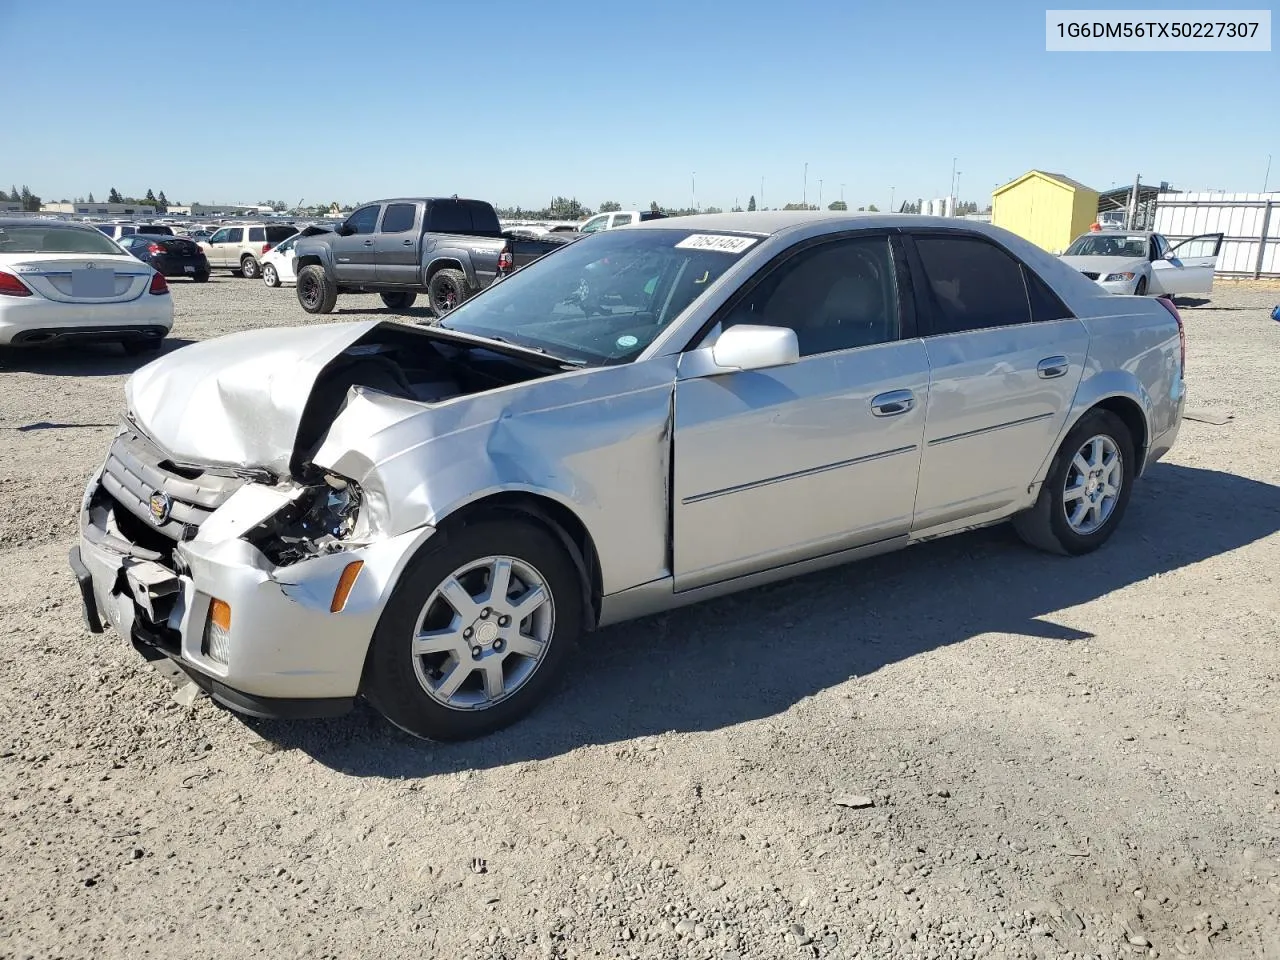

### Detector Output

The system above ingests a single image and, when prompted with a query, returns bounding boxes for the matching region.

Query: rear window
[138,224,173,235]
[0,225,124,255]
[464,201,500,234]
[427,201,473,234]
[266,225,295,243]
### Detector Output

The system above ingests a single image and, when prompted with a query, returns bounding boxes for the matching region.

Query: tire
[1134,276,1148,296]
[380,291,417,311]
[1012,408,1135,556]
[192,270,210,283]
[122,336,165,356]
[262,263,280,288]
[427,268,469,316]
[364,519,582,741]
[296,264,338,314]
[240,255,261,280]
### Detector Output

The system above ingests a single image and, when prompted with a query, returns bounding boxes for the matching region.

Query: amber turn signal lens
[209,598,231,630]
[330,561,364,613]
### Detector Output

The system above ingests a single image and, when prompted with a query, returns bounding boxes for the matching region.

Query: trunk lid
[6,253,151,303]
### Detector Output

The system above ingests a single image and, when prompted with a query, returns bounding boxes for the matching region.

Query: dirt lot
[1,277,1278,960]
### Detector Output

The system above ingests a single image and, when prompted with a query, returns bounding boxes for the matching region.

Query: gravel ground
[1,276,1279,960]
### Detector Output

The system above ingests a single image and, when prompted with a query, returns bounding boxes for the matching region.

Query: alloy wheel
[1063,434,1123,535]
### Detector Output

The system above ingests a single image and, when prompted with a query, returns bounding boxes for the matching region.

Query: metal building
[991,171,1100,254]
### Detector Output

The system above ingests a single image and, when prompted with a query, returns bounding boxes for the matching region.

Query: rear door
[1151,233,1223,296]
[904,229,1089,534]
[373,202,422,284]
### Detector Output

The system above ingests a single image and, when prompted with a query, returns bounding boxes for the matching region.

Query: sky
[2,0,1276,212]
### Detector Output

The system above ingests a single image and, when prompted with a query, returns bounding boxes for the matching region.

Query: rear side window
[464,201,500,234]
[428,201,472,234]
[1023,266,1073,323]
[224,227,244,243]
[612,213,636,226]
[912,235,1031,334]
[248,227,266,242]
[266,225,295,243]
[380,203,417,233]
[95,224,113,235]
[120,226,136,237]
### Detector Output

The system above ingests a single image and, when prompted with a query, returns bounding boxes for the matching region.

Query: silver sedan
[72,213,1186,740]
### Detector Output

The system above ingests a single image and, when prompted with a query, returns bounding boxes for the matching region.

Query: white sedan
[1059,228,1223,297]
[0,219,173,353]
[261,232,303,287]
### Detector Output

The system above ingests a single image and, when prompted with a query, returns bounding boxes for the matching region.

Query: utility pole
[955,171,962,205]
[1126,173,1141,229]
[890,186,895,213]
[692,171,697,213]
[803,162,808,207]
[819,179,823,209]
[1264,154,1272,192]
[840,183,845,202]
[760,176,765,210]
[950,157,957,198]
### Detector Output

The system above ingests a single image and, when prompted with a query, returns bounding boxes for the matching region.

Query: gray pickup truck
[293,197,506,316]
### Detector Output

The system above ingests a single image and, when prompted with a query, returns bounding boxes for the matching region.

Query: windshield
[439,227,760,364]
[1064,234,1148,258]
[0,225,124,255]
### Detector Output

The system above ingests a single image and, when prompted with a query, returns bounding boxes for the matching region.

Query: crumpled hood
[1059,254,1147,276]
[124,320,383,474]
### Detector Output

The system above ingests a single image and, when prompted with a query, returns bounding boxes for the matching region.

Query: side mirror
[335,224,354,237]
[710,324,799,372]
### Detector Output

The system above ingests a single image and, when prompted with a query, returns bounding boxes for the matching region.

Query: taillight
[0,270,33,297]
[147,242,163,255]
[261,243,272,254]
[498,251,513,272]
[1155,296,1185,374]
[149,272,169,295]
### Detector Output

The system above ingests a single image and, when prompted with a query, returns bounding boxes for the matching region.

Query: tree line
[0,185,41,211]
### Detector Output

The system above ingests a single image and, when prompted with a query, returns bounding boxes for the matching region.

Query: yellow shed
[991,171,1100,254]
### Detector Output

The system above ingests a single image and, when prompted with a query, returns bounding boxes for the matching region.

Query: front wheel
[1135,276,1148,296]
[427,268,469,316]
[1013,408,1135,556]
[240,256,261,280]
[364,520,582,741]
[380,291,417,311]
[262,263,280,287]
[296,264,337,314]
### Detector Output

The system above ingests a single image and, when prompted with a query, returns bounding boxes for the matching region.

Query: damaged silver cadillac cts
[70,213,1186,741]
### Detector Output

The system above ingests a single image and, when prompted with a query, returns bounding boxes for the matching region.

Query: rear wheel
[192,270,210,283]
[240,255,261,280]
[380,291,417,311]
[364,520,582,741]
[296,265,337,314]
[427,268,469,316]
[1013,408,1135,556]
[262,263,280,287]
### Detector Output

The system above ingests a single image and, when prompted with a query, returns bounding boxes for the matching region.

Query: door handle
[363,239,374,246]
[870,389,915,417]
[1037,356,1069,379]
[402,239,414,246]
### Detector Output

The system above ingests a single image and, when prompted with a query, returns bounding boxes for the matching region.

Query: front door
[672,232,928,591]
[904,231,1089,532]
[333,205,382,283]
[1150,233,1224,296]
[205,227,238,267]
[373,202,422,285]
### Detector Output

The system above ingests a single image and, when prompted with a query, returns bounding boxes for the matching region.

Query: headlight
[244,473,363,565]
[1103,272,1136,282]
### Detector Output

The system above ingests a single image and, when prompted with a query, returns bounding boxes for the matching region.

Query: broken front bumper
[72,469,434,720]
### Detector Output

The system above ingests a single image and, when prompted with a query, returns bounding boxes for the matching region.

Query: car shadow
[248,463,1280,775]
[0,338,196,376]
[333,305,437,322]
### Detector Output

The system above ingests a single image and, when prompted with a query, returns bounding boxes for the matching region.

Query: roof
[630,210,919,236]
[994,170,1097,195]
[0,218,99,230]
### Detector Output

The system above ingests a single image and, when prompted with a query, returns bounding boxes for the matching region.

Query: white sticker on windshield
[674,234,759,254]
[616,335,639,349]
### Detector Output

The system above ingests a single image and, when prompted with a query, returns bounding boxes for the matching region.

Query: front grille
[100,428,244,541]
[1080,271,1100,280]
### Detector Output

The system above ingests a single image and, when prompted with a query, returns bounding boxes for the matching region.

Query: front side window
[344,205,381,235]
[579,215,609,234]
[439,228,759,365]
[913,235,1031,334]
[380,203,417,234]
[208,228,230,244]
[715,235,900,357]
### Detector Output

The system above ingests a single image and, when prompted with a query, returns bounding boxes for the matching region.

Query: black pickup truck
[293,197,510,316]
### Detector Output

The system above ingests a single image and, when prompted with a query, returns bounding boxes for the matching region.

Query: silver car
[70,213,1186,740]
[1059,228,1223,297]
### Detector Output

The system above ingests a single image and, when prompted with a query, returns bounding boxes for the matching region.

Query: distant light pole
[819,179,823,209]
[692,171,697,212]
[950,157,957,197]
[890,186,895,212]
[840,183,845,203]
[803,162,808,206]
[760,176,765,210]
[1265,154,1272,192]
